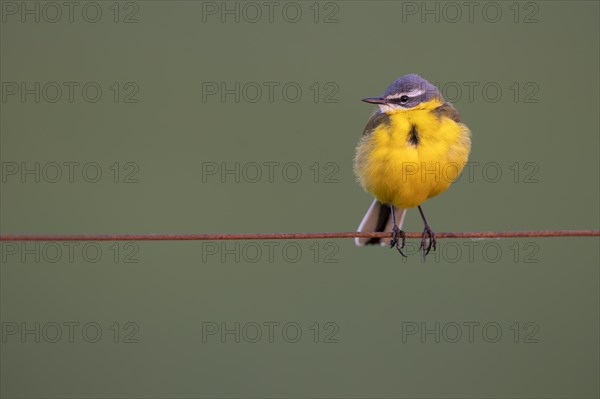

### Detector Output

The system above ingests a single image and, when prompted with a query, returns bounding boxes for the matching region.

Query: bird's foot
[390,226,407,257]
[419,225,437,261]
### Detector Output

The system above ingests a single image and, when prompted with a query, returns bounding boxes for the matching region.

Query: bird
[353,74,471,259]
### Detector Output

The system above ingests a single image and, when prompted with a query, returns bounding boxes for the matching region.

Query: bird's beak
[362,97,386,104]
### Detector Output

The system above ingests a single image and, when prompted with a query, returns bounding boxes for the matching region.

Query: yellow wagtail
[354,74,472,258]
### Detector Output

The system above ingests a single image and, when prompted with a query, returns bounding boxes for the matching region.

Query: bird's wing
[362,110,391,136]
[434,102,462,123]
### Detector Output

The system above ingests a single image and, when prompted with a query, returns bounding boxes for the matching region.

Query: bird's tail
[355,200,407,247]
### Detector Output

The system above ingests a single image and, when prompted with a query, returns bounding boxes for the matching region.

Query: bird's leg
[417,205,436,260]
[389,205,407,257]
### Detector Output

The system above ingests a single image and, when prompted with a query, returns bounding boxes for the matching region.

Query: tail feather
[355,200,407,247]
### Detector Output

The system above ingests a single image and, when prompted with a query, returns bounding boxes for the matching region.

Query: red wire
[0,230,598,241]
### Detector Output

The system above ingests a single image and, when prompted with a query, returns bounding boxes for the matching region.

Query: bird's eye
[399,95,409,104]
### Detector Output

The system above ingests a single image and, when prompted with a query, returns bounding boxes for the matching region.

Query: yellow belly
[354,105,471,208]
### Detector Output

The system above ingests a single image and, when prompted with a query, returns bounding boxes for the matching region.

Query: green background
[1,1,599,398]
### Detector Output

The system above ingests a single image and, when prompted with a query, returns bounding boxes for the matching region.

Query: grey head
[362,74,443,110]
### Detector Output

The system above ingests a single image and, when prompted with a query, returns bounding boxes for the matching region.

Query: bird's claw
[419,225,436,261]
[390,226,407,257]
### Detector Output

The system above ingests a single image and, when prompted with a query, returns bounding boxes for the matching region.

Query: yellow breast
[354,101,471,208]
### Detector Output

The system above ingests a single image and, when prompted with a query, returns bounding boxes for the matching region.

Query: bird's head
[362,74,443,112]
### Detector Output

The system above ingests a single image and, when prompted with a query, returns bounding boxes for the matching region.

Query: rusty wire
[0,230,598,241]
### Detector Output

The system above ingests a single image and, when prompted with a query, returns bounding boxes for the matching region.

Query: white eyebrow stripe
[385,88,424,99]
